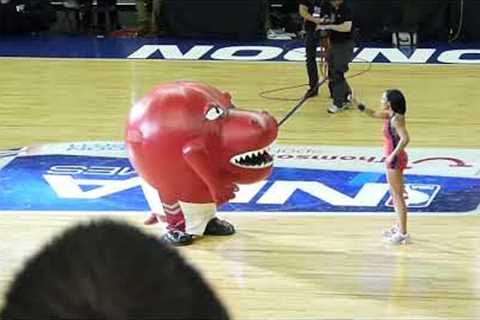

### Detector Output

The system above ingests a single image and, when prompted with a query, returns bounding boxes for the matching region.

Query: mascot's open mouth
[230,145,274,169]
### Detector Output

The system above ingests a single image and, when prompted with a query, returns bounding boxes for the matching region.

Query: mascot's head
[126,81,278,184]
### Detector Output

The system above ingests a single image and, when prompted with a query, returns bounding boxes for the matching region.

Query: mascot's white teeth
[230,145,274,169]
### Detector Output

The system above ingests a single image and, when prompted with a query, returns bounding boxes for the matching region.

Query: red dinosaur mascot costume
[125,81,278,245]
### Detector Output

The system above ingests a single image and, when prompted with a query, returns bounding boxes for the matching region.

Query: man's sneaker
[160,230,193,246]
[342,93,353,109]
[304,86,319,98]
[204,217,235,236]
[383,224,399,238]
[328,104,342,113]
[387,232,410,245]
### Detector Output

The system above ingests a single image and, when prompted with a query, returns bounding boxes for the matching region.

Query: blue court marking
[349,172,384,186]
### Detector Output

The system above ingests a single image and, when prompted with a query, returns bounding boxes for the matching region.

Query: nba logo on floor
[386,184,441,208]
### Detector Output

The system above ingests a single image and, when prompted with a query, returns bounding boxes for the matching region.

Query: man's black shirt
[298,0,326,33]
[298,0,353,43]
[328,2,353,43]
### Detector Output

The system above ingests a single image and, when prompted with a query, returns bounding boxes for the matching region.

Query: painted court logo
[385,184,441,208]
[0,142,479,215]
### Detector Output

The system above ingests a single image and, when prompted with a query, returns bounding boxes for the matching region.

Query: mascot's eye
[205,106,225,121]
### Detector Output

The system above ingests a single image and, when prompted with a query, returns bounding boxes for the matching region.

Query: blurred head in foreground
[0,220,229,320]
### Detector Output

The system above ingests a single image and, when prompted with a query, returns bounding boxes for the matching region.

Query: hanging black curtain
[0,2,19,34]
[459,0,480,41]
[162,0,266,40]
[0,0,56,35]
[348,0,471,42]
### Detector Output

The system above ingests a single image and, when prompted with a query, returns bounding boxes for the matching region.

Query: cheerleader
[353,90,410,244]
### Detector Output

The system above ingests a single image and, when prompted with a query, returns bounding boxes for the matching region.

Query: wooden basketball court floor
[0,58,479,319]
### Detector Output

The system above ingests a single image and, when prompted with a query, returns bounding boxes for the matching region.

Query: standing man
[299,0,354,113]
[298,0,327,99]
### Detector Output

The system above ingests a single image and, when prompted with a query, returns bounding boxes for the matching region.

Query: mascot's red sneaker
[125,81,277,245]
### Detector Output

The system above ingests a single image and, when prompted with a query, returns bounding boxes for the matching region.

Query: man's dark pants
[305,32,354,107]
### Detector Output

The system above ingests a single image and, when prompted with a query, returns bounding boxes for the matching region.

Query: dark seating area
[1,0,479,42]
[52,1,125,34]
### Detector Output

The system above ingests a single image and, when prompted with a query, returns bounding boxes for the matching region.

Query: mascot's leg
[140,179,165,225]
[161,200,235,245]
[140,180,193,246]
[160,197,194,246]
[179,201,235,236]
[140,179,234,245]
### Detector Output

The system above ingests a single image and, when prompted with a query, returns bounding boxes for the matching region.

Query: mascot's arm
[183,139,238,204]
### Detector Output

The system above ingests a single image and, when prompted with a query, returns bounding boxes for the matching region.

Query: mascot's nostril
[251,118,259,126]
